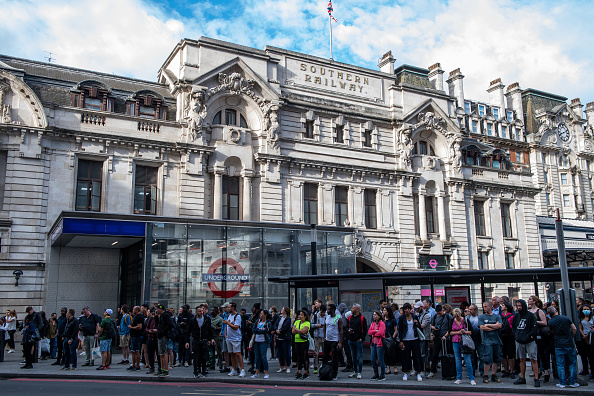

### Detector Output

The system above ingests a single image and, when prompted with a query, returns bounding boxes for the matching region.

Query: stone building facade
[0,37,589,312]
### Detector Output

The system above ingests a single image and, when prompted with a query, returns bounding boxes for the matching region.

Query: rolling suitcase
[440,339,456,380]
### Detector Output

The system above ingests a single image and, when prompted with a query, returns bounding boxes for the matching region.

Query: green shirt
[294,320,310,343]
[99,317,111,341]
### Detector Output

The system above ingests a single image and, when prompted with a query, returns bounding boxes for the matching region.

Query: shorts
[142,334,147,345]
[120,334,130,348]
[130,336,142,352]
[100,339,112,352]
[515,341,538,360]
[481,343,502,365]
[502,337,515,359]
[226,339,242,353]
[158,337,168,356]
[167,339,174,351]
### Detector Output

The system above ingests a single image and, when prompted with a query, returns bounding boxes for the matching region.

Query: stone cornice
[447,176,541,195]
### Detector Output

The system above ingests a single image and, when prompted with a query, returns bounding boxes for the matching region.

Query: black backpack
[104,319,116,339]
[319,365,333,381]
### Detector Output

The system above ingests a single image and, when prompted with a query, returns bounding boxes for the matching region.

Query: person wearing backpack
[346,304,367,380]
[156,304,174,378]
[96,309,114,370]
[500,303,516,380]
[512,299,540,387]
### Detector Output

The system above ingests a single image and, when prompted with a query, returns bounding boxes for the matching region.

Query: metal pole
[311,224,317,301]
[555,209,572,315]
[329,16,333,61]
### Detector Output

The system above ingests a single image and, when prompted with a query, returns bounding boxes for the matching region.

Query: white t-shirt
[403,318,416,341]
[226,313,242,342]
[324,314,341,342]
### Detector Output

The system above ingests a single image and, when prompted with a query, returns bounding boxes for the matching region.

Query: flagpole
[329,15,333,61]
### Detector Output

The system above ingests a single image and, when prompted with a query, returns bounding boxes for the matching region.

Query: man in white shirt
[222,302,245,377]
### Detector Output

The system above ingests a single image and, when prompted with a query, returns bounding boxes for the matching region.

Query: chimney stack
[446,68,464,108]
[585,102,594,125]
[428,63,444,91]
[570,98,583,119]
[378,51,395,75]
[505,82,523,120]
[487,78,505,118]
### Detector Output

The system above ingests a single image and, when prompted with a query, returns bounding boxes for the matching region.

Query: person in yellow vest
[292,310,310,380]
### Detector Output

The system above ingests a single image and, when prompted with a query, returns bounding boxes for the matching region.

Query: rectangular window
[304,120,314,139]
[501,125,507,138]
[335,124,344,143]
[541,152,547,164]
[501,202,512,238]
[419,141,428,155]
[546,192,551,206]
[139,105,155,118]
[474,200,486,236]
[225,109,237,126]
[543,170,548,183]
[75,159,103,211]
[364,189,377,229]
[572,174,576,186]
[127,103,135,116]
[478,104,486,117]
[222,176,240,220]
[477,251,488,270]
[587,160,591,172]
[464,101,471,114]
[492,107,499,119]
[84,97,101,111]
[334,186,348,226]
[487,124,493,136]
[506,110,513,122]
[363,129,372,147]
[472,120,478,133]
[425,196,435,234]
[303,183,318,224]
[133,166,158,215]
[505,253,514,269]
[561,173,568,185]
[563,194,570,207]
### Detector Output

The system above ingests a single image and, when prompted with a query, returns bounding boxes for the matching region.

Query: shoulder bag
[461,320,475,354]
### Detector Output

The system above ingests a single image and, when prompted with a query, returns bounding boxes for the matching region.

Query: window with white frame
[501,125,507,138]
[477,251,488,270]
[546,192,551,206]
[492,107,500,119]
[505,252,514,269]
[478,104,486,117]
[464,101,471,114]
[487,124,493,136]
[561,173,568,185]
[472,120,478,133]
[506,110,514,122]
[563,194,570,207]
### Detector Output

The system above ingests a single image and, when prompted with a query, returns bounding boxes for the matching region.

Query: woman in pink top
[368,310,386,381]
[449,308,475,385]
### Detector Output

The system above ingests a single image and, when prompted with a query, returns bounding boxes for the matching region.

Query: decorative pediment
[0,69,47,128]
[401,98,460,136]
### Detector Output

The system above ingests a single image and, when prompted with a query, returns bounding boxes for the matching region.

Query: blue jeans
[49,337,57,359]
[277,339,291,368]
[453,342,474,381]
[472,341,484,376]
[63,338,77,368]
[349,340,363,373]
[555,347,577,386]
[371,344,385,377]
[254,342,268,371]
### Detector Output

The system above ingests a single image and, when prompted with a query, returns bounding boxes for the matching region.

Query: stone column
[418,188,428,240]
[242,172,252,221]
[213,168,224,219]
[437,191,447,241]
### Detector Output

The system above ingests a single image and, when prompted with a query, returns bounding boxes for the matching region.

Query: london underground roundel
[202,258,248,299]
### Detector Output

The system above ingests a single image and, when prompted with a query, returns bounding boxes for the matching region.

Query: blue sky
[1,0,593,103]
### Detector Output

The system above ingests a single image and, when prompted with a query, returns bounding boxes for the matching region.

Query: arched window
[70,80,114,112]
[412,141,436,156]
[213,109,248,128]
[126,90,167,120]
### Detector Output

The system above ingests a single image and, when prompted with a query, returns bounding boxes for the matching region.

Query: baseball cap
[156,304,165,310]
[414,301,423,309]
[222,302,230,308]
[105,308,113,315]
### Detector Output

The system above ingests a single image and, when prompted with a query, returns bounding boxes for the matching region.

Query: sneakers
[314,368,318,374]
[556,384,566,388]
[403,373,408,381]
[377,375,386,381]
[174,362,181,367]
[470,380,476,385]
[417,374,423,382]
[228,369,237,376]
[286,368,291,374]
[370,375,379,381]
[60,366,69,370]
[491,374,500,383]
[569,383,580,388]
[251,374,259,379]
[184,362,189,367]
[264,374,269,379]
[426,372,435,379]
[146,369,154,374]
[348,372,357,378]
[158,371,169,378]
[514,377,526,385]
[276,368,285,373]
[534,379,540,387]
[454,379,462,384]
[332,376,338,381]
[96,366,106,370]
[302,374,309,380]
[194,373,202,378]
[295,372,302,379]
[483,375,489,383]
[357,373,361,379]
[239,369,246,377]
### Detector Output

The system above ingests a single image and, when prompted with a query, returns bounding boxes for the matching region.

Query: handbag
[40,338,50,354]
[91,338,101,360]
[382,336,394,350]
[308,336,315,351]
[416,327,426,341]
[461,334,475,354]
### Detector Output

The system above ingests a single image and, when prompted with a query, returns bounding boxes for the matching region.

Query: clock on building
[558,123,571,142]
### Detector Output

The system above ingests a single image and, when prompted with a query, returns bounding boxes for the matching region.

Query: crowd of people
[1,295,593,389]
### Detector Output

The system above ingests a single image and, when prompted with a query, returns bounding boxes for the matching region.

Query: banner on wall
[445,286,471,309]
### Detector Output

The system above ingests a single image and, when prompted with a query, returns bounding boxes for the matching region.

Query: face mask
[584,310,591,316]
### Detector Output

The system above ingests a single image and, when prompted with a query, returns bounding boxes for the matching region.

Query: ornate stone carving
[264,105,280,151]
[354,233,364,256]
[414,112,446,134]
[0,80,14,124]
[397,125,413,169]
[185,87,207,141]
[0,71,45,127]
[450,136,463,173]
[228,128,241,144]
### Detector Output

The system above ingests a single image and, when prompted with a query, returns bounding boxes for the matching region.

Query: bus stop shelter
[269,267,594,313]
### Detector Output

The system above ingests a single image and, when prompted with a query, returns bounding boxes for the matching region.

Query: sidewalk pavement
[0,349,591,395]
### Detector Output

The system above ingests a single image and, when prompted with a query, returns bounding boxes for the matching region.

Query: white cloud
[0,0,592,104]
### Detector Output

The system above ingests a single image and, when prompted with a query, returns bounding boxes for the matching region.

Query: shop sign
[445,286,471,309]
[419,255,449,271]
